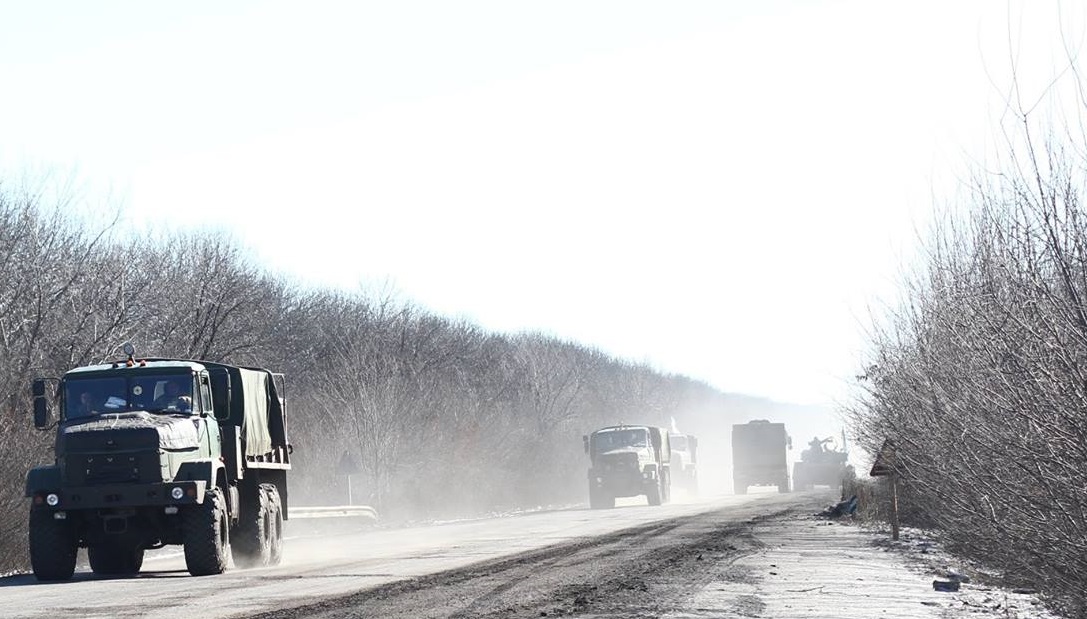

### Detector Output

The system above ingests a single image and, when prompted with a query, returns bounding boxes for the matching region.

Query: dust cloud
[671,393,846,495]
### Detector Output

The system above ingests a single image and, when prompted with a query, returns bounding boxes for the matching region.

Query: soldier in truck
[151,379,192,412]
[72,390,97,417]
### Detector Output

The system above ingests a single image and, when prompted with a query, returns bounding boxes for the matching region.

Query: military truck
[793,435,855,491]
[731,419,790,494]
[25,344,292,580]
[583,425,671,509]
[668,433,698,494]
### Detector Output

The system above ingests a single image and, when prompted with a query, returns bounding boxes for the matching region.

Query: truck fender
[25,465,61,497]
[176,459,224,488]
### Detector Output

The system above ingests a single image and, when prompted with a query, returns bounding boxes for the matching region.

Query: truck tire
[183,487,229,576]
[646,480,663,506]
[588,484,615,509]
[661,471,671,504]
[88,544,144,575]
[265,485,284,566]
[233,485,271,568]
[29,510,78,581]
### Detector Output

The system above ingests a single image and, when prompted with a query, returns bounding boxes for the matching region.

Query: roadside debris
[816,495,858,519]
[944,567,970,583]
[933,579,961,592]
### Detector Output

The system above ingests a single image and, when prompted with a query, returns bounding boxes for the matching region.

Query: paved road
[0,490,819,619]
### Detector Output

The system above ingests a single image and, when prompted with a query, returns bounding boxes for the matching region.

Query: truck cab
[584,425,671,509]
[668,433,699,494]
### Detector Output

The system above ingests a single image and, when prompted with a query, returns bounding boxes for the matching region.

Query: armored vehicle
[668,433,698,494]
[26,344,292,580]
[792,435,855,491]
[583,425,671,509]
[731,419,790,494]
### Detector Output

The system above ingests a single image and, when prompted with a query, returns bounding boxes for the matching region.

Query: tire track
[241,508,792,619]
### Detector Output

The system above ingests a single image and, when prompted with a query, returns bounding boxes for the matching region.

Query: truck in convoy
[25,344,291,580]
[793,434,855,491]
[583,424,671,509]
[731,419,790,494]
[668,432,699,494]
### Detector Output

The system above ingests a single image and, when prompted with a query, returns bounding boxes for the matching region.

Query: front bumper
[29,480,208,512]
[589,466,658,498]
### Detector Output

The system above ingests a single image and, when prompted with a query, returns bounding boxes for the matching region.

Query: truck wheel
[588,485,613,509]
[233,485,271,568]
[88,544,144,575]
[265,485,284,566]
[646,481,663,506]
[29,510,78,581]
[183,487,229,576]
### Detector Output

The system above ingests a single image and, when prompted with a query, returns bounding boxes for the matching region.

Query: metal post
[347,474,353,506]
[891,475,900,541]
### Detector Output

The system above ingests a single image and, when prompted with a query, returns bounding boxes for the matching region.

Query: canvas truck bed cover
[237,368,273,457]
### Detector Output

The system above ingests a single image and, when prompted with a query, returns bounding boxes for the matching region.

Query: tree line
[0,185,732,573]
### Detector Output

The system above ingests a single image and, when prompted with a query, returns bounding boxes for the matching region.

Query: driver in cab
[153,380,192,412]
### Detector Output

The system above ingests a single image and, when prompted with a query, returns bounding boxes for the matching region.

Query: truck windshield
[65,374,194,419]
[593,429,649,451]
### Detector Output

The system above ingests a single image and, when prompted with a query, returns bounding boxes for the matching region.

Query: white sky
[1,1,1084,406]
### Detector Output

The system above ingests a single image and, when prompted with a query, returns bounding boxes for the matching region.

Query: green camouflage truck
[25,345,291,579]
[583,425,671,509]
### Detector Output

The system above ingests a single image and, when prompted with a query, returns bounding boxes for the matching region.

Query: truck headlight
[171,487,185,500]
[46,493,60,506]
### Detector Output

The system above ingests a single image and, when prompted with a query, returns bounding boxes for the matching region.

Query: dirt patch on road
[242,506,799,619]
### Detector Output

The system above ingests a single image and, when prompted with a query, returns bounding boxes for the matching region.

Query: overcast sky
[1,1,1083,406]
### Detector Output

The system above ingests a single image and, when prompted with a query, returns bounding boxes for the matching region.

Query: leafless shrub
[850,53,1087,614]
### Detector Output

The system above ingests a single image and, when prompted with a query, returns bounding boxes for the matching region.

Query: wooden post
[869,438,900,541]
[891,475,900,541]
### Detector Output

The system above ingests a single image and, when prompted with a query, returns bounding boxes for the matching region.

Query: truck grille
[598,452,638,471]
[65,452,161,485]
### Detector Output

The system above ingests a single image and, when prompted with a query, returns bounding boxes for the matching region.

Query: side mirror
[582,435,589,454]
[32,379,51,429]
[787,436,793,450]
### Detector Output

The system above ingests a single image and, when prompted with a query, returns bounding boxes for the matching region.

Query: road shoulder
[667,508,1062,619]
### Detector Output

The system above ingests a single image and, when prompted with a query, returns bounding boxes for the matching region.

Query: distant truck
[731,419,790,494]
[26,344,292,580]
[793,435,855,491]
[583,425,671,509]
[668,433,698,494]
